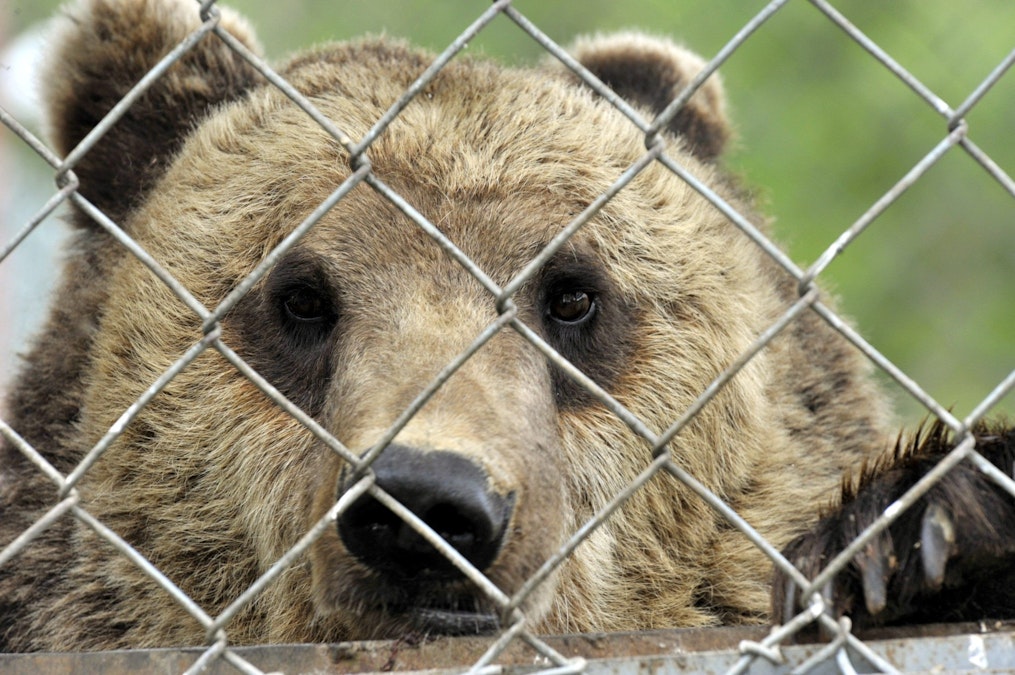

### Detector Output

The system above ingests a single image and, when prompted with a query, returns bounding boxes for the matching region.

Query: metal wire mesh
[1,1,1013,673]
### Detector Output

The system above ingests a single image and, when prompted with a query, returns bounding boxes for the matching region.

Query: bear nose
[338,445,515,581]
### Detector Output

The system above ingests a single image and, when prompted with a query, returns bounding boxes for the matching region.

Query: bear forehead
[169,38,669,222]
[131,38,726,307]
[280,38,650,167]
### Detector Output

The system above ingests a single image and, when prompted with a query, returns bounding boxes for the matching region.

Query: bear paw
[772,421,1015,631]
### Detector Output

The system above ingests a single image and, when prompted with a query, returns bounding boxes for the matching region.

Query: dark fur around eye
[538,258,635,408]
[228,250,338,416]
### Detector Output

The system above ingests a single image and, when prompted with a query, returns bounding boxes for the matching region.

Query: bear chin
[360,598,502,639]
[314,568,505,638]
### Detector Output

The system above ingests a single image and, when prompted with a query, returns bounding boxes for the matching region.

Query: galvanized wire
[347,0,514,160]
[810,0,1015,198]
[646,0,790,144]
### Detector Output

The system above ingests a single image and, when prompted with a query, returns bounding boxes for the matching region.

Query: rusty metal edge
[2,622,1014,674]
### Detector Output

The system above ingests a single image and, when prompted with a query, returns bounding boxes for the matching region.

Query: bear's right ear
[42,0,264,228]
[556,32,731,162]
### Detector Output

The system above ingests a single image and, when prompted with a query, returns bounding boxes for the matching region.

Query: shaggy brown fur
[0,0,903,651]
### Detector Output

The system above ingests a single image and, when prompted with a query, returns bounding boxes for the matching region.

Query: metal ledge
[3,622,1015,674]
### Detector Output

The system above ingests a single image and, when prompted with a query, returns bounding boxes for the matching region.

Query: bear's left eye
[548,290,596,324]
[284,287,329,323]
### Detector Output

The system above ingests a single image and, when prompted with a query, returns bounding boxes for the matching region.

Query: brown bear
[1,0,1010,653]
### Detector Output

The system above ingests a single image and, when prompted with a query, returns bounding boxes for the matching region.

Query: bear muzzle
[336,444,516,635]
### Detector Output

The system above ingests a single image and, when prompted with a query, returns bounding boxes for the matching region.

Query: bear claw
[919,502,954,588]
[856,535,894,616]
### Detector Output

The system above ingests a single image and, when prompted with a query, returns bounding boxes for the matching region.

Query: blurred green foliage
[7,0,1013,424]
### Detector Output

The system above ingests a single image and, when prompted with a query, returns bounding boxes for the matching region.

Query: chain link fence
[1,0,1014,673]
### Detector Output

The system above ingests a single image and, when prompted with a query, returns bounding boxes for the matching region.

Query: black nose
[338,445,514,580]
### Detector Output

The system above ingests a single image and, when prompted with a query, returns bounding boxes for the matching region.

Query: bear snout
[338,445,515,582]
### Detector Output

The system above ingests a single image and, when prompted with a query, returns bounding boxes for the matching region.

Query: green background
[5,1,1013,425]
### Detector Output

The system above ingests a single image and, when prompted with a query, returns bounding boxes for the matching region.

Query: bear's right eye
[283,287,330,323]
[548,290,596,325]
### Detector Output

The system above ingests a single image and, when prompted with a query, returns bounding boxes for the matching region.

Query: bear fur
[0,0,934,651]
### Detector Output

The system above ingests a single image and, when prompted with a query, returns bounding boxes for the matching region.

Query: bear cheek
[307,458,374,622]
[484,456,569,621]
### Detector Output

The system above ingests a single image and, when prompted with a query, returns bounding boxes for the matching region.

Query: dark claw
[856,534,894,616]
[919,502,954,588]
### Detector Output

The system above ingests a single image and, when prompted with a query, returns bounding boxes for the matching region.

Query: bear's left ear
[42,0,265,229]
[555,32,730,162]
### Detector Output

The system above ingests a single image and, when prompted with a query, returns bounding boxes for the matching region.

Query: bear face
[0,0,899,650]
